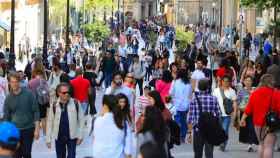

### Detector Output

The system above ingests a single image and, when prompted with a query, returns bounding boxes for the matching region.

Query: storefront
[0,19,10,49]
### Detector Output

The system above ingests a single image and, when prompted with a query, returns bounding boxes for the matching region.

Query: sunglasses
[126,76,134,78]
[60,91,69,95]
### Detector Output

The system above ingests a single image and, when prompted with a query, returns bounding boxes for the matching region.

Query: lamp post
[66,0,70,50]
[117,0,120,36]
[123,0,125,31]
[212,2,216,25]
[9,0,16,70]
[219,0,223,35]
[43,0,48,66]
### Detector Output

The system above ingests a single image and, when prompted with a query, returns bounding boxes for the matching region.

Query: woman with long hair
[93,95,132,158]
[240,74,279,158]
[136,90,172,132]
[169,69,192,142]
[137,106,168,158]
[155,70,173,104]
[237,76,258,152]
[240,60,255,83]
[116,93,132,125]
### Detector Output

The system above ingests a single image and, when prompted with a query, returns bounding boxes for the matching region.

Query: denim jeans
[55,139,77,158]
[135,78,144,96]
[14,128,34,158]
[175,111,188,139]
[80,102,89,116]
[221,116,231,147]
[104,72,112,88]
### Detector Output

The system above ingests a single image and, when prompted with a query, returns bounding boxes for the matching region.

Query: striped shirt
[136,96,151,119]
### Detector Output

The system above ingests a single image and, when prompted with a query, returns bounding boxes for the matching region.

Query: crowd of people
[0,20,279,158]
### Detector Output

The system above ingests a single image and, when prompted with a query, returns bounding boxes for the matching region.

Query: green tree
[175,27,194,53]
[49,0,76,28]
[241,0,280,47]
[83,21,110,43]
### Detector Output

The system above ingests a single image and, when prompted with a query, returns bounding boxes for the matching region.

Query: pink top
[155,80,172,104]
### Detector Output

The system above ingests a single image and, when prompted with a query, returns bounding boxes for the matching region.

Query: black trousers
[193,131,214,158]
[135,78,143,96]
[14,128,34,158]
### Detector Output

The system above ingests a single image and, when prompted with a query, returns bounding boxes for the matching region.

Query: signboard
[256,17,265,29]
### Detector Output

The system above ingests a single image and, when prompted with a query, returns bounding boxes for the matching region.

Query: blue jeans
[80,102,89,115]
[175,111,188,139]
[221,116,231,147]
[55,139,77,158]
[104,72,113,88]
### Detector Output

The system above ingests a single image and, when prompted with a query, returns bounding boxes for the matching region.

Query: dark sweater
[4,88,40,130]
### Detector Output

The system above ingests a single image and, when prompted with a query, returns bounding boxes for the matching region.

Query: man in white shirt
[212,75,238,152]
[191,59,206,91]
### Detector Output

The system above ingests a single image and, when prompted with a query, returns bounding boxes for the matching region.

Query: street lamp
[9,0,16,70]
[43,0,48,67]
[212,2,216,25]
[66,0,70,50]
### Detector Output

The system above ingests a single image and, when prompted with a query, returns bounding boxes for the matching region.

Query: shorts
[39,103,49,119]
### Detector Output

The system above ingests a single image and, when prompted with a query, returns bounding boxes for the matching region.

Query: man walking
[46,83,84,158]
[187,79,221,158]
[70,68,91,116]
[3,72,40,158]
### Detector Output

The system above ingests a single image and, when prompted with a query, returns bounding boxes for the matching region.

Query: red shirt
[245,87,278,127]
[216,67,233,79]
[70,75,90,102]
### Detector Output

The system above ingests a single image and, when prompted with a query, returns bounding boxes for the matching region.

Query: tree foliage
[83,21,110,43]
[175,27,194,53]
[49,0,75,28]
[241,0,280,9]
[84,0,115,10]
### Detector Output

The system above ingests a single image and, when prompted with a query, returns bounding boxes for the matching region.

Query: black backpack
[195,94,228,146]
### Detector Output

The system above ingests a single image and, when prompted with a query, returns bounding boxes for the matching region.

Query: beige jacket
[46,98,85,143]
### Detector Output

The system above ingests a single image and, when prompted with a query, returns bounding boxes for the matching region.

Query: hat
[0,122,20,146]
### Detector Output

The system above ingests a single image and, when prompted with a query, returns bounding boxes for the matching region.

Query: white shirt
[191,69,206,91]
[213,88,237,117]
[169,79,192,112]
[93,113,132,158]
[0,77,8,117]
[118,46,127,58]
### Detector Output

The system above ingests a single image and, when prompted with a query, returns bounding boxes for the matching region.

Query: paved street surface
[13,59,280,158]
[28,86,280,158]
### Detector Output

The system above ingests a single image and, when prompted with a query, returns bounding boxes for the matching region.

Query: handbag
[265,90,280,133]
[220,88,234,115]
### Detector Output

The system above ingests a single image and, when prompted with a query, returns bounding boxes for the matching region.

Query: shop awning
[0,19,10,31]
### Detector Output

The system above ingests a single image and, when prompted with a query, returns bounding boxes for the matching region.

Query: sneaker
[219,144,226,152]
[247,145,254,152]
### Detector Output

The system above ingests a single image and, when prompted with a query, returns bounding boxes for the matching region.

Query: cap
[0,122,20,146]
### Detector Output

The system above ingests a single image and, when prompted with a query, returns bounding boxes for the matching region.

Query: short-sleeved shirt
[213,88,237,117]
[70,76,90,102]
